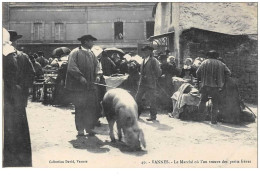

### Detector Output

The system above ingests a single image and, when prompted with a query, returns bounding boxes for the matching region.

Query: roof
[148,27,257,42]
[181,27,244,36]
[178,3,257,35]
[147,31,174,41]
[8,2,156,8]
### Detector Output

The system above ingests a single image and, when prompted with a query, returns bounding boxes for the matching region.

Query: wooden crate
[43,83,56,104]
[32,82,44,102]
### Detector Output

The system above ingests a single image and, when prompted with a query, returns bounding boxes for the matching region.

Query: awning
[147,31,175,41]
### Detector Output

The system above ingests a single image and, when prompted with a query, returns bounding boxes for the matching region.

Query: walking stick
[233,80,257,119]
[92,82,131,93]
[92,82,116,89]
[241,101,257,118]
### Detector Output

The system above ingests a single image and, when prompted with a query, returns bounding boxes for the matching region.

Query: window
[55,23,65,41]
[146,21,155,39]
[114,22,123,40]
[33,22,43,40]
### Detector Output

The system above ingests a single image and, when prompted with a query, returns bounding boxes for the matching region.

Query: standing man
[8,30,34,166]
[65,35,102,136]
[135,46,162,121]
[196,50,231,124]
[8,30,35,107]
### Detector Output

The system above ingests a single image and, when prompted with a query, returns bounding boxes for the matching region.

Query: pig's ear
[139,130,146,148]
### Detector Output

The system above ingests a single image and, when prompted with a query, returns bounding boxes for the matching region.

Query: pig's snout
[124,127,146,150]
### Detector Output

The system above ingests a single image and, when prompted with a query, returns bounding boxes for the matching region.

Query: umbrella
[52,47,71,57]
[104,47,125,57]
[91,46,103,57]
[130,55,143,64]
[123,54,132,62]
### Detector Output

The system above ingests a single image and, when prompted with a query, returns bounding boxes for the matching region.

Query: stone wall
[228,39,258,104]
[181,35,257,104]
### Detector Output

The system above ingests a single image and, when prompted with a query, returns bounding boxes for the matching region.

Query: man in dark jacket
[135,46,162,121]
[8,30,35,107]
[196,50,231,124]
[65,34,102,136]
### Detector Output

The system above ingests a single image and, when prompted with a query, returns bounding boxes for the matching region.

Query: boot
[146,116,156,121]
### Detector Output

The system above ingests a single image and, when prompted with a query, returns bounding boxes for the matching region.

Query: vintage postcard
[2,1,257,168]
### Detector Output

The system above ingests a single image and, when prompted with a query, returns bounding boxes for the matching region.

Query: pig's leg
[116,122,122,141]
[108,119,116,142]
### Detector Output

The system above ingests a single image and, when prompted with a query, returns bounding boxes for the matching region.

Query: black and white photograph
[2,1,258,168]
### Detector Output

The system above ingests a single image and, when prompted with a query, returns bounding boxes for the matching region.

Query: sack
[179,105,199,121]
[240,109,255,123]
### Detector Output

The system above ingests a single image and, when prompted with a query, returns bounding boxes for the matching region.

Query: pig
[102,88,146,150]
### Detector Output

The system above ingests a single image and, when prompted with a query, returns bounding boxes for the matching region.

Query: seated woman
[192,57,204,77]
[118,58,129,74]
[180,58,197,85]
[180,58,192,77]
[111,53,122,73]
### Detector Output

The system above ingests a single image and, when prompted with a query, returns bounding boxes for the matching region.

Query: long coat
[65,46,101,92]
[16,51,35,107]
[65,46,102,132]
[139,56,162,89]
[3,53,32,167]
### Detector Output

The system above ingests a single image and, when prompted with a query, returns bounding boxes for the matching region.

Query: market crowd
[3,28,254,167]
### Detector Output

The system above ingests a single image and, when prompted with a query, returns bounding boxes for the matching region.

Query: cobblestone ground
[26,101,257,168]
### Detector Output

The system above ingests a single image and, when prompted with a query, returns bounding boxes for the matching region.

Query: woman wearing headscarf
[3,28,32,167]
[180,58,197,82]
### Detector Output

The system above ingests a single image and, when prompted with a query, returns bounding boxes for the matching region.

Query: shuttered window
[33,23,43,40]
[55,23,65,41]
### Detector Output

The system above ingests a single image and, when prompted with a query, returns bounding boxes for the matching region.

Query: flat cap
[8,30,23,42]
[206,50,219,59]
[77,35,97,41]
[141,45,154,51]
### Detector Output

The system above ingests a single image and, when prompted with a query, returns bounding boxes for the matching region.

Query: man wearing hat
[135,45,162,121]
[8,30,35,108]
[65,34,102,136]
[36,51,49,67]
[196,50,231,124]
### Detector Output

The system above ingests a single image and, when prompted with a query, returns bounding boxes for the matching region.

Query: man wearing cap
[196,50,231,124]
[3,29,33,167]
[65,34,102,136]
[36,51,49,67]
[135,45,162,121]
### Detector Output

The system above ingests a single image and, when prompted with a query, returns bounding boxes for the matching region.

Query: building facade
[151,2,257,103]
[3,2,155,57]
